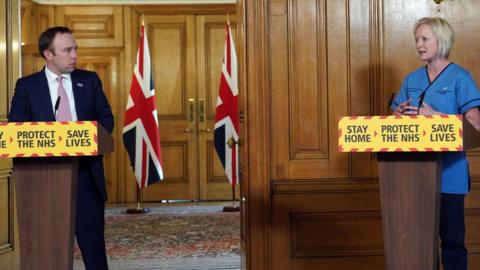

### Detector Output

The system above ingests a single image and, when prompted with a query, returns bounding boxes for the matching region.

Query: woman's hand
[393,99,413,116]
[418,102,440,116]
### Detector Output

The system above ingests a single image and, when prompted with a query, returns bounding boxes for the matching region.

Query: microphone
[54,96,61,120]
[417,90,427,115]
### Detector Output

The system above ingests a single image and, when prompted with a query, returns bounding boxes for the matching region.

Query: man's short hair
[414,17,455,59]
[38,26,72,59]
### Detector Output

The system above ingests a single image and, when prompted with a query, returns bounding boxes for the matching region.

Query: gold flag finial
[227,136,236,149]
[227,13,230,25]
[141,14,145,26]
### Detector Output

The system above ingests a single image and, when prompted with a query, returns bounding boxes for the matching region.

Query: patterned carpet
[73,202,241,270]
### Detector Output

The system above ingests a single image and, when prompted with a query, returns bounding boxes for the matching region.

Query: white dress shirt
[45,66,78,121]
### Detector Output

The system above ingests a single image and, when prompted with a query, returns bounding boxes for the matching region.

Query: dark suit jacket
[8,68,114,201]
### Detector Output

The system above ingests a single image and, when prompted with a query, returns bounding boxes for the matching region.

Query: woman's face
[415,24,439,62]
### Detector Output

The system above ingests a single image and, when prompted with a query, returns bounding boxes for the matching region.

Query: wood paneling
[286,0,328,160]
[21,0,54,48]
[37,5,54,36]
[76,48,123,202]
[56,6,123,47]
[20,0,36,45]
[138,14,199,201]
[242,0,270,269]
[0,3,8,121]
[270,0,348,180]
[149,17,192,119]
[235,0,247,268]
[349,0,380,178]
[0,0,20,269]
[21,44,44,76]
[196,14,239,200]
[290,211,383,257]
[124,10,239,201]
[157,142,189,182]
[0,172,14,251]
[206,140,229,182]
[271,191,385,270]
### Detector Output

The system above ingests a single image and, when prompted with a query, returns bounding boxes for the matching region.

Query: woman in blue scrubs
[391,17,480,270]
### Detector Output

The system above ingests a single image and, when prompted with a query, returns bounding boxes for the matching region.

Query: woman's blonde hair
[414,17,455,59]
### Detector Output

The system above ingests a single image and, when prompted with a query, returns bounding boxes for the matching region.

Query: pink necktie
[56,76,72,121]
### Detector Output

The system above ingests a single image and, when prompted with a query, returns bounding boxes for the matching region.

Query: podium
[0,121,113,270]
[377,151,442,269]
[338,115,480,270]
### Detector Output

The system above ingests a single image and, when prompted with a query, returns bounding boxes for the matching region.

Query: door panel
[56,6,123,48]
[196,15,239,200]
[76,51,122,202]
[141,15,198,201]
[1,0,20,269]
[0,168,16,270]
[270,0,348,180]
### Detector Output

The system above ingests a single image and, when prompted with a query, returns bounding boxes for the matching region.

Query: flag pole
[125,14,150,215]
[124,12,163,214]
[223,137,240,212]
[126,183,150,214]
[216,17,239,212]
[223,185,239,212]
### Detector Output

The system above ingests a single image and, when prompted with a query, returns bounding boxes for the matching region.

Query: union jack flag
[214,22,239,187]
[123,23,164,188]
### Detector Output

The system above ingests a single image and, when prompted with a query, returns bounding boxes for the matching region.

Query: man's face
[44,32,77,75]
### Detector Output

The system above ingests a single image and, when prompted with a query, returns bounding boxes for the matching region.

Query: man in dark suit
[9,26,113,270]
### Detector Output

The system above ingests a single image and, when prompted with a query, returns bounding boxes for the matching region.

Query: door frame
[238,0,270,269]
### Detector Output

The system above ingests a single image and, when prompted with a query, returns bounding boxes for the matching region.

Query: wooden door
[136,13,238,202]
[1,0,20,269]
[75,50,123,202]
[141,15,199,201]
[196,14,240,200]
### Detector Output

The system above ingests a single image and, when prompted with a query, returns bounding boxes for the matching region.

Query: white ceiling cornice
[31,0,235,5]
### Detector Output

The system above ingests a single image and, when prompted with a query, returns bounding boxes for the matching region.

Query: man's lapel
[39,69,55,121]
[71,70,85,120]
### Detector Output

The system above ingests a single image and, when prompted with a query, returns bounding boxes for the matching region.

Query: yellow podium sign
[0,121,99,157]
[338,115,463,152]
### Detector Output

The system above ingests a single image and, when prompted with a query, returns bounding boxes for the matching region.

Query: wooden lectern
[377,119,480,270]
[7,122,114,270]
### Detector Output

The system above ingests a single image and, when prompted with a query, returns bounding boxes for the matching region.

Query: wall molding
[272,178,380,194]
[31,0,236,5]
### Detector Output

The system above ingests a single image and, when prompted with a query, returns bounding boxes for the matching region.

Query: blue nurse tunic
[391,63,480,194]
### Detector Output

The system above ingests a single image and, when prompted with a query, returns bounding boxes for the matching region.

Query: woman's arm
[465,107,480,131]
